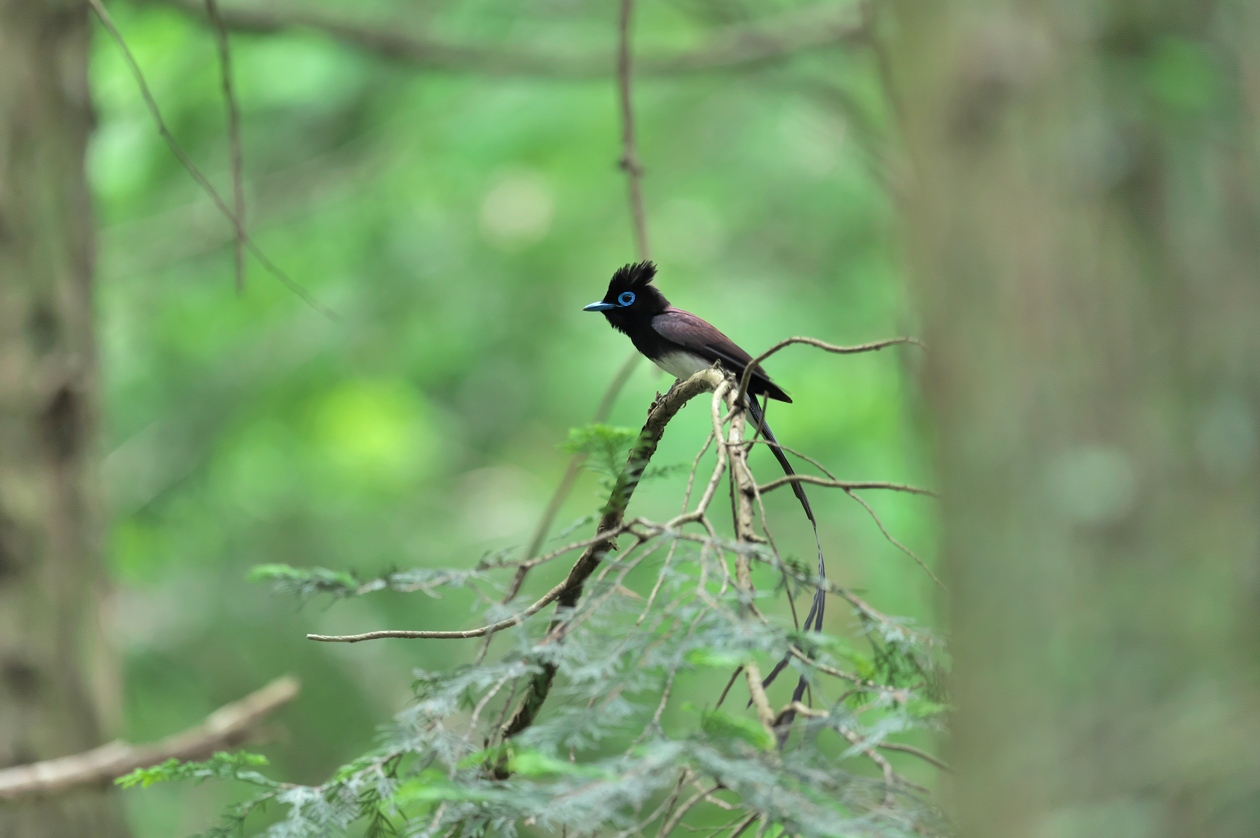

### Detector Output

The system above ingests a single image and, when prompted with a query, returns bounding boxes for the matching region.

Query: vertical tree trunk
[0,1,131,835]
[887,3,1260,831]
[887,2,1260,836]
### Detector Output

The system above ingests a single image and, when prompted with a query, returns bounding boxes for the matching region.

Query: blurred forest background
[88,1,931,835]
[4,0,1258,836]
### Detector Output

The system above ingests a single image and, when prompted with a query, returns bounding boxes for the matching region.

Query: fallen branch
[0,676,299,801]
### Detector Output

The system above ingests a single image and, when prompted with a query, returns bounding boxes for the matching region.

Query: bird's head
[583,260,669,333]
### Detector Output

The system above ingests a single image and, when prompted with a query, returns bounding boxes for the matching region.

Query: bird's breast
[653,350,714,381]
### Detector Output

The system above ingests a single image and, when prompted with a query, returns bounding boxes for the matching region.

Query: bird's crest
[611,260,658,288]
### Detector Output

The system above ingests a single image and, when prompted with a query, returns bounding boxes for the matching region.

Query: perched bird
[584,261,824,704]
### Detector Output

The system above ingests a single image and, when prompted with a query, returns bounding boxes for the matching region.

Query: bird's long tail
[745,396,825,718]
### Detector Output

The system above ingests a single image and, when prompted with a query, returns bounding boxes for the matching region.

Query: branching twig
[844,489,943,589]
[88,0,336,319]
[736,336,925,405]
[0,676,299,801]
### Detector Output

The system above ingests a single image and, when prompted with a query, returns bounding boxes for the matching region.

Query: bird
[584,261,825,708]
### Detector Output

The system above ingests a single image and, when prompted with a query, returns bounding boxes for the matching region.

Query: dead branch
[0,676,299,801]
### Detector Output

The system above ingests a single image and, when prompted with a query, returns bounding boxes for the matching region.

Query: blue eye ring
[617,291,636,307]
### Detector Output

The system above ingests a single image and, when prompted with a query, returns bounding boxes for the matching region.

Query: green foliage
[212,469,948,835]
[121,430,947,835]
[116,752,274,790]
[701,709,777,752]
[247,564,360,601]
[563,423,642,489]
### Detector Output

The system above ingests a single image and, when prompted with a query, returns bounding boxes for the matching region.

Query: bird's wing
[651,308,791,402]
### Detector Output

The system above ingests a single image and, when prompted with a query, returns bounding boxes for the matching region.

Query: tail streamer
[744,396,826,730]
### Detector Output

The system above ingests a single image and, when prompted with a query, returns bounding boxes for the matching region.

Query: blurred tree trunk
[886,2,1260,836]
[0,1,131,835]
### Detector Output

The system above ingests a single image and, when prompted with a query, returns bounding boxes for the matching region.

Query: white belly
[654,351,713,380]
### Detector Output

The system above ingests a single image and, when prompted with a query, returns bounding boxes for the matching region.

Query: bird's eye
[617,291,635,306]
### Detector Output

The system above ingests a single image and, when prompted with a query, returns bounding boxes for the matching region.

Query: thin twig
[659,782,721,837]
[875,741,951,773]
[757,475,937,498]
[845,489,943,589]
[204,0,246,294]
[728,813,760,838]
[736,336,925,405]
[307,556,620,642]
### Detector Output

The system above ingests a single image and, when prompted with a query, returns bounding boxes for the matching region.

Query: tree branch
[474,0,651,659]
[494,368,727,760]
[139,0,866,78]
[736,336,925,405]
[0,676,299,801]
[305,523,636,643]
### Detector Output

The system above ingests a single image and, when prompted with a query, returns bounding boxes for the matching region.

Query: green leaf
[509,749,609,779]
[392,777,495,806]
[685,648,744,669]
[116,751,271,790]
[563,424,640,487]
[701,708,776,752]
[247,563,358,599]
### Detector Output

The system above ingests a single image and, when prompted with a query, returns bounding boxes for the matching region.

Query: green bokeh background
[90,2,936,833]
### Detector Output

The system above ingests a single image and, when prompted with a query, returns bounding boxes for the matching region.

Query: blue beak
[583,301,616,312]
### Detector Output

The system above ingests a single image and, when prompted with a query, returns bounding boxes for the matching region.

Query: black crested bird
[584,261,825,706]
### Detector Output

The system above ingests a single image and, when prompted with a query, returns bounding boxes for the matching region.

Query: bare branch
[844,489,944,590]
[736,336,925,405]
[875,741,951,773]
[757,474,937,497]
[307,578,589,643]
[0,676,299,801]
[142,0,866,78]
